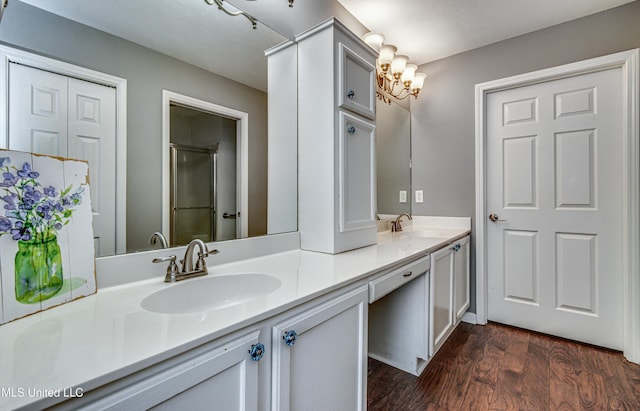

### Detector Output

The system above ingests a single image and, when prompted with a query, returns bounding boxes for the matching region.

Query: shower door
[170,144,216,246]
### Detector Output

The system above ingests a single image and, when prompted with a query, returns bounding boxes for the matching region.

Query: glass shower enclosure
[170,143,217,246]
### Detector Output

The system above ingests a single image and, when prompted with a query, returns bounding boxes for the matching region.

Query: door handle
[489,213,507,222]
[223,212,238,219]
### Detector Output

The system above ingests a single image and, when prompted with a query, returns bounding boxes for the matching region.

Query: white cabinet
[58,330,265,410]
[453,236,471,322]
[297,18,378,254]
[271,285,368,411]
[54,284,368,411]
[429,236,471,356]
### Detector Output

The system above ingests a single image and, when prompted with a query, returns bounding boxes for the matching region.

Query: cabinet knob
[283,330,298,347]
[347,125,356,135]
[248,343,265,361]
[347,89,355,99]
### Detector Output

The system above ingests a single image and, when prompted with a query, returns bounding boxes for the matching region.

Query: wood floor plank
[367,322,640,411]
[520,341,550,411]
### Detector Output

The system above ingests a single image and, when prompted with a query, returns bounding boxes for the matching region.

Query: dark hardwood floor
[367,322,640,410]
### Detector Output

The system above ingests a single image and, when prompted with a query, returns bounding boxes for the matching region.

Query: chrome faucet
[149,231,169,249]
[153,239,219,282]
[391,213,412,232]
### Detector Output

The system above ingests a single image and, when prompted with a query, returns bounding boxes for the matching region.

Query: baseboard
[462,311,477,324]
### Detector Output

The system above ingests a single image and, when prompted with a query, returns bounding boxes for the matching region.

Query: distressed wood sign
[0,150,96,324]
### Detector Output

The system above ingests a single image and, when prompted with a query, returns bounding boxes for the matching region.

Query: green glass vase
[15,235,64,304]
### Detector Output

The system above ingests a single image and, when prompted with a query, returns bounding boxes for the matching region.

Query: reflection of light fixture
[363,32,426,104]
[203,0,293,30]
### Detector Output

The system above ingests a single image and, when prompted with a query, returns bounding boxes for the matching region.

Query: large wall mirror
[0,0,297,256]
[376,99,411,217]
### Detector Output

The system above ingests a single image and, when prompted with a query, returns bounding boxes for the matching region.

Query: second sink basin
[141,273,282,314]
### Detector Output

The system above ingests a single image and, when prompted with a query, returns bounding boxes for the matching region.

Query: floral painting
[0,150,96,324]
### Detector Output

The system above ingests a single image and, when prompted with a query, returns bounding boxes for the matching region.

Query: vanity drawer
[369,255,430,303]
[338,42,376,120]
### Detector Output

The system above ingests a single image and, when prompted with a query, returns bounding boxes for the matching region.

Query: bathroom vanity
[0,217,470,410]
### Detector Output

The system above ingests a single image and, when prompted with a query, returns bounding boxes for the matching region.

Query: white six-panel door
[486,66,624,349]
[8,63,117,256]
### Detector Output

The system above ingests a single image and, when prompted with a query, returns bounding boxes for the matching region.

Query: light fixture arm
[203,0,294,29]
[204,0,258,29]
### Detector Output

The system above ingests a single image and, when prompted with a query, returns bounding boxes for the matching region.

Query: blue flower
[22,185,42,202]
[0,217,11,232]
[11,221,31,241]
[2,193,17,210]
[43,186,57,197]
[0,157,85,242]
[17,162,39,179]
[0,172,18,187]
[36,202,54,220]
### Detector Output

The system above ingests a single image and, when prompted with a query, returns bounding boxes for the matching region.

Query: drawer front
[369,255,431,303]
[338,42,376,120]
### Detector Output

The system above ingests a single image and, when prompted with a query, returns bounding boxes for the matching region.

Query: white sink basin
[141,273,282,314]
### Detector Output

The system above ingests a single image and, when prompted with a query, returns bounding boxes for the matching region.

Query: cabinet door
[151,331,261,411]
[453,236,471,322]
[271,286,368,411]
[339,111,376,233]
[77,331,264,410]
[430,246,455,356]
[338,42,376,119]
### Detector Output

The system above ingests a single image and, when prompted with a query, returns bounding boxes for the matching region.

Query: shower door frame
[161,90,249,242]
[169,143,218,245]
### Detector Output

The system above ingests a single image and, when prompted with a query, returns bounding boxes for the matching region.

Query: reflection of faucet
[149,232,168,249]
[391,213,412,232]
[152,239,219,283]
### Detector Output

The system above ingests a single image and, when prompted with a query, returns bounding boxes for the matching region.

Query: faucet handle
[152,255,176,264]
[153,255,180,282]
[195,248,219,271]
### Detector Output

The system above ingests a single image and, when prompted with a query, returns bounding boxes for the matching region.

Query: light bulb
[362,32,384,53]
[401,64,417,87]
[378,45,397,72]
[391,55,408,79]
[411,73,427,93]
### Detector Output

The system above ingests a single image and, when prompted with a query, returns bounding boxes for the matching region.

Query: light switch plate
[415,190,424,203]
[399,190,407,203]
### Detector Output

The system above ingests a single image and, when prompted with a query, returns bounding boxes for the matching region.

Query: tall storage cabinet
[297,18,378,254]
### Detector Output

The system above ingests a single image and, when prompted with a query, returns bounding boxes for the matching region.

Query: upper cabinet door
[338,42,376,120]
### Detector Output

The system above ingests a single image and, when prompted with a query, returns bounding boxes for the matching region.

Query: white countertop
[0,221,469,409]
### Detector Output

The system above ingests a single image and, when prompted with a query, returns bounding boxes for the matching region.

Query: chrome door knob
[489,213,506,222]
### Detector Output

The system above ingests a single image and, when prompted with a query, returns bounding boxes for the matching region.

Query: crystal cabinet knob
[248,343,265,361]
[283,330,298,347]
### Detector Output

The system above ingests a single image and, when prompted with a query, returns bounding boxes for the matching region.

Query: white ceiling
[337,0,636,65]
[17,0,286,92]
[15,0,636,91]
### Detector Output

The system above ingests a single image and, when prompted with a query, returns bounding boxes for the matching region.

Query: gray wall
[410,1,640,312]
[0,1,268,253]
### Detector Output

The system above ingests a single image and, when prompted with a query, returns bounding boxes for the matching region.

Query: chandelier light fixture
[363,32,426,104]
[203,0,293,29]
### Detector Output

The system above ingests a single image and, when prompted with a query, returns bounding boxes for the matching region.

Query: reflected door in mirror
[8,63,117,257]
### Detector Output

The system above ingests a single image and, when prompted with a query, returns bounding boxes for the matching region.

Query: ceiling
[337,0,636,65]
[17,0,286,92]
[14,0,636,91]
